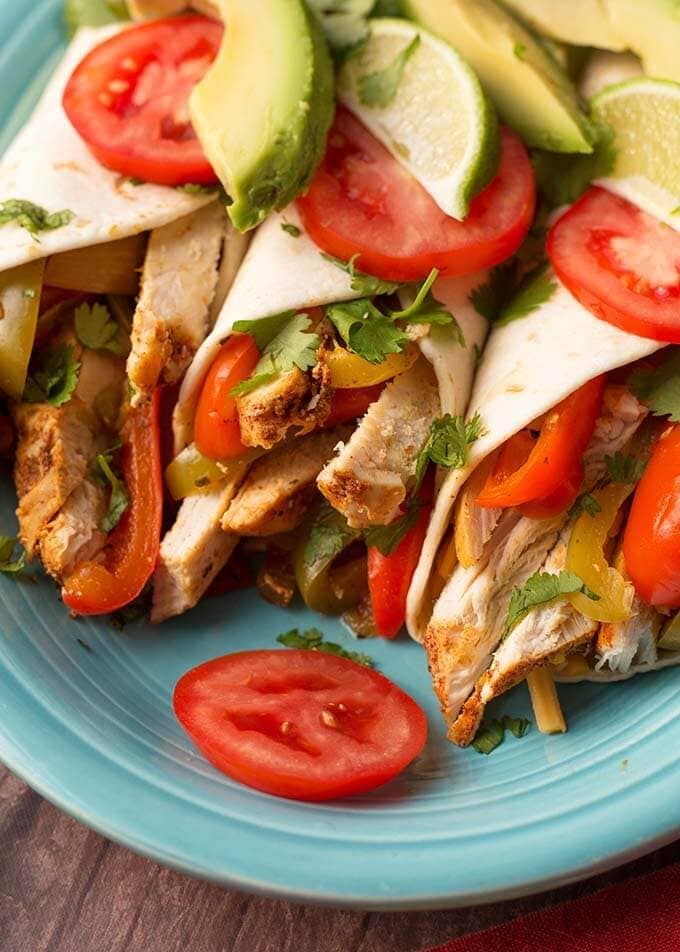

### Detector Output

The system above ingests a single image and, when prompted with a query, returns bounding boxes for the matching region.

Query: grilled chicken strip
[425,384,649,743]
[452,526,598,746]
[222,426,352,536]
[317,358,440,529]
[12,335,125,576]
[127,204,225,403]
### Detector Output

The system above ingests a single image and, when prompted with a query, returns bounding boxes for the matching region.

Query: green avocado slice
[403,0,595,153]
[190,0,335,232]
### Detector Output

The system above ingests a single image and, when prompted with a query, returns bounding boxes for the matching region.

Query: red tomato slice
[623,424,680,608]
[194,334,260,460]
[174,650,427,800]
[63,16,222,186]
[476,377,606,510]
[548,187,680,343]
[297,108,535,282]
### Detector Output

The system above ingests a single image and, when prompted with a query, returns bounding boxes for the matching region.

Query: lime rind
[337,17,500,220]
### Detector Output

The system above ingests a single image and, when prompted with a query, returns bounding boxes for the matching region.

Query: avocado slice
[606,0,680,83]
[190,0,335,231]
[501,0,623,51]
[403,0,595,153]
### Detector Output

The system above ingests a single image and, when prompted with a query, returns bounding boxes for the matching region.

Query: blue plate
[0,0,678,910]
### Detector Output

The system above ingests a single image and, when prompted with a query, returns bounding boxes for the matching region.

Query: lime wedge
[337,18,499,221]
[591,78,680,227]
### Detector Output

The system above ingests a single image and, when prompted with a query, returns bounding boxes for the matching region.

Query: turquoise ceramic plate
[0,0,679,910]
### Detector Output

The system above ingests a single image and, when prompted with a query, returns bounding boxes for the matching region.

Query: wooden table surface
[1,764,677,952]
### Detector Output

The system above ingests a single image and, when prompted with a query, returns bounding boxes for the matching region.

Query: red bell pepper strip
[62,391,163,615]
[324,384,384,428]
[476,376,606,511]
[367,476,434,639]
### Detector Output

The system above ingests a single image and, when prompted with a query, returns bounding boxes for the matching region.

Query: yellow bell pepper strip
[565,483,635,623]
[44,234,146,296]
[165,443,261,500]
[0,260,45,399]
[293,500,363,615]
[659,612,680,652]
[326,343,417,389]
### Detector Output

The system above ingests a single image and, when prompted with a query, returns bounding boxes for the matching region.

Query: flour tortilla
[406,270,666,642]
[172,203,488,452]
[0,26,215,274]
[556,651,680,683]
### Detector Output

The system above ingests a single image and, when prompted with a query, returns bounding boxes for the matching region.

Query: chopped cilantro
[91,445,129,533]
[513,42,526,60]
[231,313,319,396]
[281,221,302,238]
[77,638,92,652]
[497,262,557,324]
[277,627,374,667]
[358,34,421,107]
[364,501,420,556]
[63,0,129,36]
[415,412,485,486]
[0,199,73,239]
[605,451,647,485]
[0,536,26,574]
[176,183,217,195]
[127,177,145,187]
[321,252,401,297]
[532,119,617,206]
[472,715,531,754]
[568,492,602,520]
[74,301,129,357]
[109,593,150,630]
[503,571,600,639]
[629,351,680,422]
[327,298,410,364]
[23,345,80,407]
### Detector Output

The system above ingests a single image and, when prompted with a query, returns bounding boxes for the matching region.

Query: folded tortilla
[0,26,215,274]
[173,204,489,451]
[406,267,674,671]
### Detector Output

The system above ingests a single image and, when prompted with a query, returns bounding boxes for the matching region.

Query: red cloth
[426,863,680,952]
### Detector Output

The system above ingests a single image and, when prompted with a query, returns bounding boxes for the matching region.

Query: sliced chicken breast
[317,358,440,529]
[222,426,352,536]
[127,203,225,403]
[39,479,108,580]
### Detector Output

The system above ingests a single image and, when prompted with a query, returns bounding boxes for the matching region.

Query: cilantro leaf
[497,262,557,325]
[321,252,401,297]
[532,118,617,207]
[605,451,647,485]
[277,627,375,667]
[0,536,26,574]
[281,221,301,238]
[468,261,518,322]
[92,446,129,533]
[415,412,486,486]
[74,302,129,357]
[233,310,297,351]
[364,501,420,556]
[391,269,464,341]
[231,313,319,396]
[629,351,680,422]
[358,34,420,107]
[302,502,359,572]
[23,345,80,407]
[0,199,73,239]
[472,715,531,754]
[326,298,410,364]
[568,492,602,520]
[63,0,129,36]
[230,372,277,397]
[503,571,600,639]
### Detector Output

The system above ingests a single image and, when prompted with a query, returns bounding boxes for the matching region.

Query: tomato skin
[324,384,384,428]
[477,377,606,510]
[62,391,163,615]
[548,187,680,343]
[623,425,680,608]
[63,16,222,186]
[194,334,260,460]
[174,650,427,801]
[297,109,535,282]
[368,483,433,638]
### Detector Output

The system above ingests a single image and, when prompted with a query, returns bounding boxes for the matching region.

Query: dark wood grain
[0,764,677,952]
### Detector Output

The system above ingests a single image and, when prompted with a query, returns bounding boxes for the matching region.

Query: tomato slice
[476,377,606,511]
[63,16,222,186]
[367,479,434,638]
[62,391,163,615]
[548,187,680,343]
[297,108,535,282]
[194,334,260,460]
[323,384,384,428]
[174,650,427,800]
[623,424,680,609]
